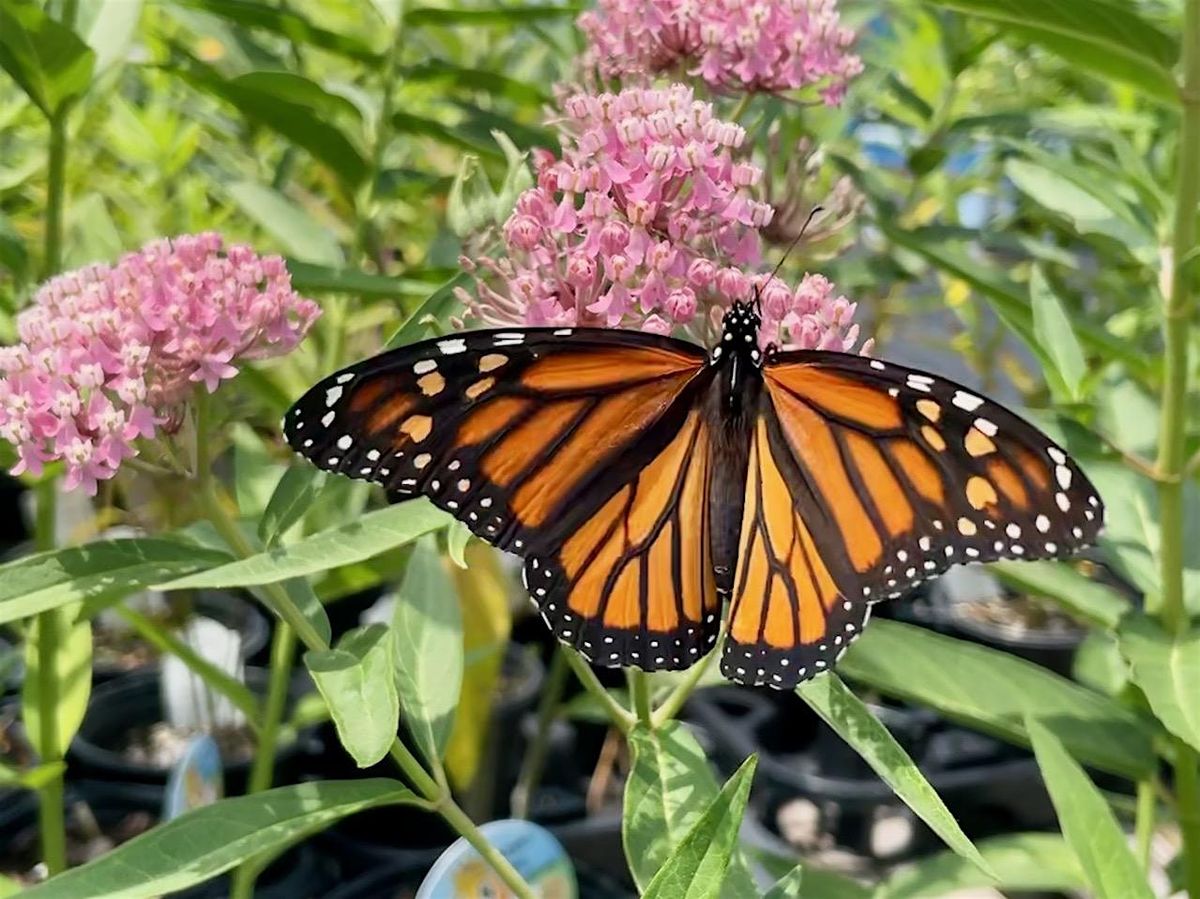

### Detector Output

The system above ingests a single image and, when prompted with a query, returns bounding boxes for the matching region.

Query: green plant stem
[564,651,634,733]
[32,102,70,875]
[511,646,570,819]
[191,396,534,898]
[1161,1,1200,894]
[652,632,724,729]
[628,669,653,726]
[1134,777,1156,871]
[229,623,297,899]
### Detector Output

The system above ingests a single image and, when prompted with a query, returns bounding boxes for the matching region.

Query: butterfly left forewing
[285,326,722,667]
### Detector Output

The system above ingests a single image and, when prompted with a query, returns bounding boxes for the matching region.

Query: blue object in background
[163,734,223,821]
[417,819,577,899]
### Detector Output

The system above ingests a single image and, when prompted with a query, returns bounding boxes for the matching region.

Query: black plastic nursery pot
[92,590,270,682]
[69,667,317,797]
[686,686,1056,863]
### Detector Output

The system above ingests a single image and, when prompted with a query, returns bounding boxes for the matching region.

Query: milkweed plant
[0,0,1195,897]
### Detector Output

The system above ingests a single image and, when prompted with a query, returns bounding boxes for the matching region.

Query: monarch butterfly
[284,299,1103,689]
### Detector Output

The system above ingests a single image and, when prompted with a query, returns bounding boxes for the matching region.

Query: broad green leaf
[174,65,367,190]
[1029,267,1087,400]
[879,832,1085,898]
[391,540,463,768]
[447,155,493,239]
[391,111,507,159]
[23,603,92,757]
[1118,615,1200,752]
[623,723,758,896]
[839,620,1156,779]
[1004,156,1150,249]
[797,674,991,875]
[306,624,398,767]
[402,61,549,106]
[642,756,757,899]
[1026,718,1154,899]
[79,0,143,74]
[407,5,585,26]
[445,520,471,569]
[20,779,421,899]
[0,874,18,898]
[989,559,1129,629]
[385,271,471,348]
[763,866,804,899]
[227,181,344,266]
[0,1,96,118]
[0,538,232,625]
[155,500,451,591]
[258,465,326,548]
[230,422,280,518]
[925,0,1177,101]
[252,577,332,648]
[172,0,379,62]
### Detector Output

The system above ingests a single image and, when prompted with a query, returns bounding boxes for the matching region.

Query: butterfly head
[712,298,763,368]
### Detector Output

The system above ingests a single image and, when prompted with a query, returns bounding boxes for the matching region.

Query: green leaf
[881,225,1155,381]
[258,465,326,548]
[0,873,19,898]
[227,181,344,266]
[155,499,452,591]
[989,559,1129,629]
[879,832,1085,898]
[401,61,549,106]
[20,779,421,899]
[0,538,233,625]
[391,540,463,768]
[445,520,471,569]
[23,603,92,758]
[172,0,379,62]
[79,0,143,74]
[0,1,96,118]
[287,262,450,299]
[641,755,757,899]
[925,0,1177,101]
[253,575,332,648]
[763,866,804,899]
[796,674,992,876]
[623,723,758,896]
[1118,615,1200,752]
[1025,717,1154,899]
[306,624,399,767]
[174,65,367,190]
[839,619,1156,779]
[1029,267,1087,400]
[407,4,584,26]
[385,271,470,348]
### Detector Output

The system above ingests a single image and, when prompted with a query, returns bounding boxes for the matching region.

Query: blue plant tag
[416,818,577,898]
[162,734,223,821]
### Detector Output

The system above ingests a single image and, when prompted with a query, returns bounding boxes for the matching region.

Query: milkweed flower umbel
[578,0,863,103]
[0,233,320,494]
[461,84,867,355]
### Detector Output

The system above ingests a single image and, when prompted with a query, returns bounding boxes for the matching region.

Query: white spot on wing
[325,386,343,406]
[414,359,438,375]
[438,338,467,355]
[952,391,984,412]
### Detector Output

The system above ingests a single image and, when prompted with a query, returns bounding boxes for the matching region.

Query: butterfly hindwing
[284,326,720,666]
[723,350,1104,688]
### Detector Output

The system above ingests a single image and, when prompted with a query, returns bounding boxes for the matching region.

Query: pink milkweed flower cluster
[460,84,867,354]
[754,271,869,353]
[579,0,863,103]
[0,233,320,494]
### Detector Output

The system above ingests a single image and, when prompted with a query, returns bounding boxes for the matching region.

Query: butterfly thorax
[706,300,764,598]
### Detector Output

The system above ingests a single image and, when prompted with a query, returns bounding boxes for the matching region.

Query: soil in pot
[92,591,270,681]
[70,667,313,796]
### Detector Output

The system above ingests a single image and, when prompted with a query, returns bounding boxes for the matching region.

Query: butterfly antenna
[765,204,824,288]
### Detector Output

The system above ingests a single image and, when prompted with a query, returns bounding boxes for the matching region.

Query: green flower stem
[511,646,570,819]
[33,481,66,876]
[1161,1,1200,894]
[652,631,724,729]
[1134,777,1156,871]
[32,101,71,876]
[628,669,653,726]
[192,395,533,898]
[229,622,297,899]
[564,650,634,733]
